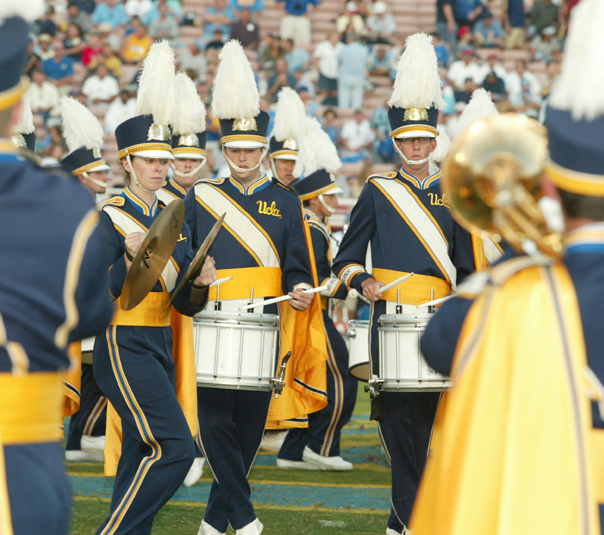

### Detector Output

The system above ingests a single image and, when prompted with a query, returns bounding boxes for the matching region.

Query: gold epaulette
[272,178,297,195]
[96,196,125,210]
[193,177,225,187]
[367,171,397,182]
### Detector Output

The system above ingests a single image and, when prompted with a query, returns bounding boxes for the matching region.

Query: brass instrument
[441,113,562,257]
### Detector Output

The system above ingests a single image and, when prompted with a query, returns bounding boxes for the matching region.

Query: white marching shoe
[236,519,263,535]
[302,446,353,471]
[197,520,225,535]
[386,527,412,535]
[65,449,104,462]
[81,435,105,454]
[259,431,288,453]
[184,457,205,487]
[276,458,320,470]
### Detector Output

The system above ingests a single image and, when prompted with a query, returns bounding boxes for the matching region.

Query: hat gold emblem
[178,134,200,147]
[10,133,26,149]
[283,138,298,150]
[148,123,171,141]
[404,107,429,121]
[233,117,257,131]
[93,147,102,159]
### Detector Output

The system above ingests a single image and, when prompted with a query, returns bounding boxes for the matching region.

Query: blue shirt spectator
[229,0,263,13]
[142,0,184,25]
[339,39,368,78]
[506,0,525,28]
[367,47,392,76]
[284,40,309,74]
[200,0,236,44]
[42,49,74,82]
[276,0,319,16]
[92,0,129,28]
[454,0,484,24]
[473,13,504,47]
[432,33,449,66]
[74,0,97,14]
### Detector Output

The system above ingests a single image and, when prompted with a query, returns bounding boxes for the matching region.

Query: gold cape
[411,260,601,535]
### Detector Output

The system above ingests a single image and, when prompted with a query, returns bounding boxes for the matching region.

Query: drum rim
[193,310,280,326]
[347,319,370,327]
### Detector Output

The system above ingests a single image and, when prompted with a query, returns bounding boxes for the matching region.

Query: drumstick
[237,286,328,311]
[377,272,415,295]
[209,276,234,288]
[420,294,454,308]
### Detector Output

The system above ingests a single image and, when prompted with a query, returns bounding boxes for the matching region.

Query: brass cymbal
[120,199,186,311]
[166,212,225,307]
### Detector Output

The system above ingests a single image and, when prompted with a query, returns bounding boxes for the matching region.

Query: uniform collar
[123,186,159,217]
[228,174,270,196]
[0,139,22,163]
[564,222,604,255]
[398,165,442,190]
[167,177,187,197]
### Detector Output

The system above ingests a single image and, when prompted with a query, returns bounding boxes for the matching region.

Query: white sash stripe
[374,178,457,289]
[483,234,503,265]
[103,206,180,292]
[155,188,179,205]
[195,183,280,268]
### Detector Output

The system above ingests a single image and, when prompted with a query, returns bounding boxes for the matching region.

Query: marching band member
[184,40,328,535]
[92,41,217,535]
[332,33,476,535]
[412,1,604,532]
[0,4,115,534]
[266,87,306,186]
[156,71,207,205]
[60,96,112,462]
[277,117,357,471]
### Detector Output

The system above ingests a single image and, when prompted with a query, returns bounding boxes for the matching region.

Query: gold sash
[372,267,451,305]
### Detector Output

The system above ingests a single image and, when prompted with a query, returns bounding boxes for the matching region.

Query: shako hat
[11,91,35,152]
[171,72,207,160]
[268,87,306,160]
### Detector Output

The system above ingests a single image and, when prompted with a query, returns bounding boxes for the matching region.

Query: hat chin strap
[126,153,155,194]
[82,171,108,189]
[269,157,278,179]
[222,146,268,174]
[318,193,336,215]
[173,158,207,178]
[392,138,431,166]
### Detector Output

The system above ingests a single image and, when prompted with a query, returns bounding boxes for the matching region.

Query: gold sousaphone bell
[440,113,562,257]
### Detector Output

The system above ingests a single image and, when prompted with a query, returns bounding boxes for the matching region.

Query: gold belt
[208,267,283,301]
[112,292,172,327]
[371,267,451,305]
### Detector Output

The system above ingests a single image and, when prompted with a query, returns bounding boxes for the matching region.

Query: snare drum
[193,310,280,391]
[378,314,452,391]
[347,320,370,381]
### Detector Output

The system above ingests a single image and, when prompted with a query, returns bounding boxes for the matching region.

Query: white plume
[389,33,445,111]
[271,87,306,141]
[60,96,104,153]
[136,40,176,126]
[549,0,604,120]
[172,72,206,135]
[457,88,499,134]
[294,117,342,178]
[211,40,260,120]
[13,92,34,135]
[0,0,45,23]
[430,126,451,164]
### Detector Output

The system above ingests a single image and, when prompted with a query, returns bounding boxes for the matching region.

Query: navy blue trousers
[378,391,441,532]
[197,387,271,532]
[4,442,71,535]
[278,314,357,460]
[66,363,107,450]
[93,325,195,535]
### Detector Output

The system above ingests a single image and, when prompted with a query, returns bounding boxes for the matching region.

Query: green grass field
[68,384,391,534]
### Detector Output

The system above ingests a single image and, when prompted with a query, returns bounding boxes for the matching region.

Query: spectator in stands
[478,51,508,85]
[92,0,129,29]
[454,0,485,29]
[370,101,396,163]
[340,109,376,163]
[277,0,318,46]
[206,29,226,52]
[104,88,137,133]
[38,7,57,37]
[531,0,559,35]
[447,47,482,90]
[337,32,368,109]
[230,7,261,49]
[481,69,506,99]
[149,3,180,44]
[29,69,60,125]
[201,0,235,46]
[446,101,466,138]
[266,57,296,103]
[454,77,477,104]
[293,68,316,98]
[82,64,120,105]
[178,42,208,78]
[230,0,263,13]
[35,34,55,62]
[432,32,449,66]
[321,108,341,146]
[259,35,284,75]
[367,46,392,76]
[82,33,104,67]
[298,86,321,116]
[125,0,154,20]
[91,43,124,76]
[436,0,457,57]
[73,0,96,15]
[365,1,396,44]
[537,58,561,97]
[530,26,561,62]
[143,0,183,25]
[25,38,41,78]
[67,3,90,33]
[314,31,342,106]
[336,2,365,36]
[456,25,475,48]
[42,40,74,95]
[63,24,87,63]
[506,59,541,105]
[283,38,309,75]
[473,11,504,48]
[120,23,153,64]
[440,67,456,114]
[99,22,123,52]
[503,0,525,49]
[510,79,541,118]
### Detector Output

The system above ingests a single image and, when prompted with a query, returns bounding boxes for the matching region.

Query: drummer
[266,87,306,186]
[93,41,217,535]
[332,33,477,535]
[277,117,358,471]
[156,72,207,206]
[60,96,112,462]
[184,40,327,535]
